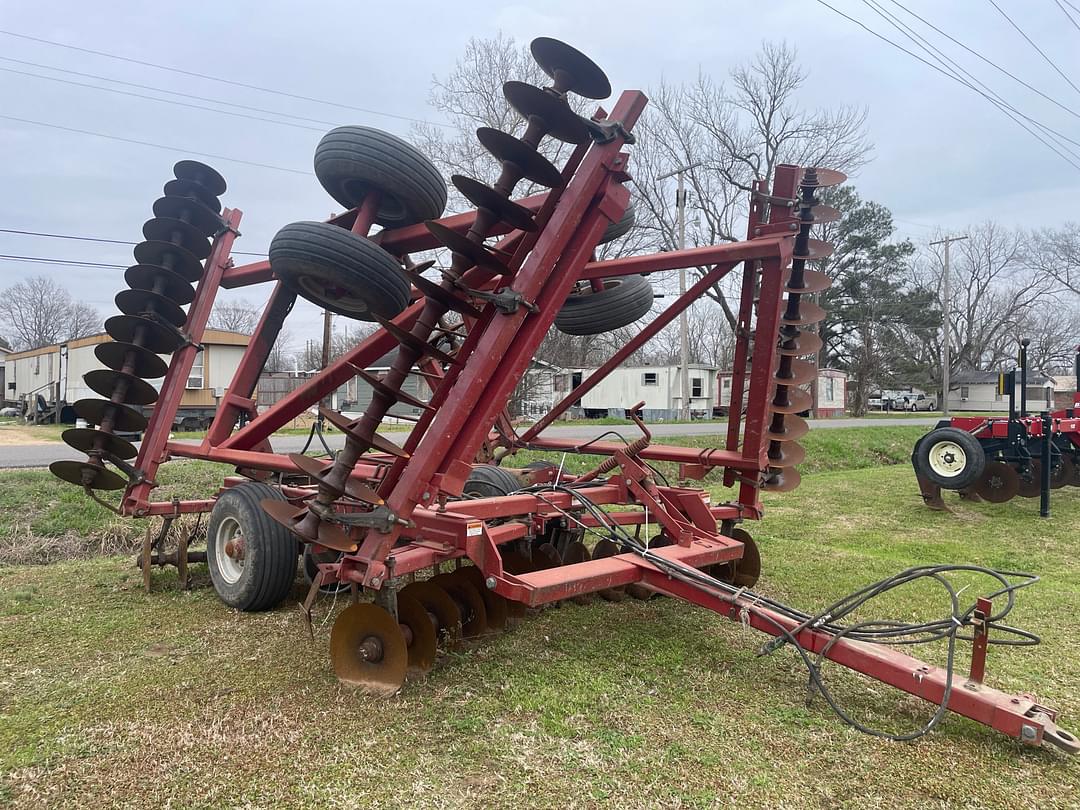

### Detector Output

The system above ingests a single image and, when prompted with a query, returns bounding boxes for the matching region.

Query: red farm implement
[50,38,1076,754]
[914,341,1080,511]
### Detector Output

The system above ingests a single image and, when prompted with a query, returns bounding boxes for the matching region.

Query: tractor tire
[597,203,636,245]
[555,274,654,336]
[913,427,986,491]
[269,221,410,321]
[207,482,299,612]
[464,464,521,498]
[314,126,447,228]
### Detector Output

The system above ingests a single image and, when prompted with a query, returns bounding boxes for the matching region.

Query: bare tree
[0,276,101,349]
[1028,224,1080,297]
[265,327,294,373]
[208,299,261,334]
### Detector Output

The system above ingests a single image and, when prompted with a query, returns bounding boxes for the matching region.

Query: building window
[691,377,703,398]
[960,386,970,399]
[187,351,205,389]
[642,372,658,386]
[722,377,731,389]
[824,377,835,401]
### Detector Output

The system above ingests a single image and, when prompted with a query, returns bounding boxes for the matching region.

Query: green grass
[1,465,1078,807]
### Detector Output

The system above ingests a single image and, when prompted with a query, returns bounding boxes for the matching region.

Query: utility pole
[657,161,702,421]
[929,235,968,416]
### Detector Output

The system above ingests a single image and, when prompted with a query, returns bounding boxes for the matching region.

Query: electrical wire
[986,0,1080,98]
[1053,0,1080,35]
[0,227,267,257]
[0,253,126,268]
[0,29,452,129]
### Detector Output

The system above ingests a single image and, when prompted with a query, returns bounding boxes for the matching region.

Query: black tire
[206,482,299,611]
[269,221,410,320]
[555,275,654,336]
[314,126,447,228]
[913,427,986,490]
[464,464,521,498]
[597,203,635,245]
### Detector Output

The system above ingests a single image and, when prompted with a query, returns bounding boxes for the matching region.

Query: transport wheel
[206,482,299,612]
[555,275,654,336]
[330,602,408,695]
[464,464,521,498]
[975,461,1020,503]
[912,427,986,491]
[314,126,447,227]
[597,203,635,245]
[269,221,410,320]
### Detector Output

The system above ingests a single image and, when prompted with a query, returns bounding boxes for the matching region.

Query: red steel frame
[108,90,1075,752]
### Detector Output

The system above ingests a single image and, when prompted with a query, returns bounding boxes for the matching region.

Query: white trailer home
[565,363,718,420]
[946,370,1054,413]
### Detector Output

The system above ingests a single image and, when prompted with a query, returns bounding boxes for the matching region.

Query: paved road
[0,416,938,469]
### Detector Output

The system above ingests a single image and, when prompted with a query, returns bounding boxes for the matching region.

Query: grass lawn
[2,429,1079,807]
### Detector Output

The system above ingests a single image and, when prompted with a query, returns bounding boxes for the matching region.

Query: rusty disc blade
[729,528,761,588]
[50,459,127,490]
[425,220,507,276]
[115,289,187,328]
[73,398,148,433]
[500,549,535,575]
[141,217,211,261]
[83,369,159,406]
[456,566,508,631]
[259,498,315,542]
[105,314,183,354]
[774,358,817,387]
[975,461,1020,503]
[317,521,357,553]
[591,538,627,602]
[503,81,590,144]
[403,266,482,319]
[152,195,222,238]
[164,177,221,213]
[330,602,408,696]
[1062,455,1077,487]
[95,341,168,379]
[125,263,196,306]
[320,406,410,459]
[530,37,612,99]
[287,453,383,505]
[762,466,802,493]
[792,238,834,261]
[62,427,138,460]
[434,574,488,638]
[627,582,655,600]
[785,269,832,295]
[766,414,810,442]
[801,167,847,189]
[533,542,563,570]
[770,386,812,414]
[562,541,595,605]
[133,239,205,282]
[173,159,227,196]
[452,175,537,233]
[400,581,462,645]
[808,203,841,224]
[476,127,564,188]
[371,313,459,368]
[397,593,438,676]
[782,300,827,327]
[778,329,824,358]
[767,440,806,468]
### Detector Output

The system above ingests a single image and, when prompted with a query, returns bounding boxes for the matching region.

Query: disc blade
[785,269,832,295]
[770,387,812,414]
[457,566,508,631]
[774,358,817,387]
[173,159,227,196]
[801,167,847,189]
[402,266,482,319]
[62,427,137,460]
[530,37,612,99]
[319,406,410,459]
[476,127,564,188]
[425,220,508,276]
[793,239,834,261]
[317,521,357,553]
[782,300,827,327]
[94,341,168,379]
[729,528,762,588]
[83,369,159,406]
[330,603,408,695]
[433,573,488,638]
[141,217,211,261]
[125,263,196,305]
[152,195,222,237]
[133,240,204,282]
[115,289,187,328]
[163,177,222,213]
[561,541,595,605]
[778,329,824,357]
[766,414,810,442]
[591,538,627,602]
[259,498,315,541]
[975,461,1020,503]
[104,314,183,354]
[533,542,563,570]
[72,398,147,432]
[396,592,438,675]
[502,81,590,144]
[372,313,460,368]
[452,175,537,233]
[399,581,462,645]
[767,440,806,468]
[49,459,126,490]
[762,467,802,492]
[809,204,841,224]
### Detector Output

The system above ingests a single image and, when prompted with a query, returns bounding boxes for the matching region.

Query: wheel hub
[929,441,967,478]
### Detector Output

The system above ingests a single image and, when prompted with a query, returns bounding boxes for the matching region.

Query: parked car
[907,394,937,411]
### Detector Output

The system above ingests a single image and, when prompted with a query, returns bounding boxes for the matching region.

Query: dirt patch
[0,426,54,446]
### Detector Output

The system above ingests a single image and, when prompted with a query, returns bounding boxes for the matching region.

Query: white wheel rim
[215,516,245,584]
[928,441,967,478]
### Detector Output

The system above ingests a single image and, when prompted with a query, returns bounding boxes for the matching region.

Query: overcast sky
[2,1,1079,347]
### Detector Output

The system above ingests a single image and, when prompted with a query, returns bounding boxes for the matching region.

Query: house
[1050,373,1078,410]
[3,330,251,426]
[0,344,9,406]
[946,369,1054,413]
[512,358,564,419]
[560,363,719,421]
[717,367,848,417]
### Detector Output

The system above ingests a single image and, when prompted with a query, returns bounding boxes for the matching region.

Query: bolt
[485,577,497,590]
[371,576,381,588]
[1021,724,1038,741]
[1011,698,1021,705]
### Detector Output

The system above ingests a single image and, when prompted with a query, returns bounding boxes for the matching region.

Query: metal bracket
[312,502,409,534]
[467,287,539,315]
[583,116,636,145]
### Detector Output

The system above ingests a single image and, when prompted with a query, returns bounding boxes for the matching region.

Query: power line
[0,114,312,176]
[0,227,267,257]
[813,0,1080,170]
[0,253,127,269]
[864,0,1080,167]
[0,29,452,129]
[1054,0,1080,35]
[986,0,1080,97]
[883,0,1080,121]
